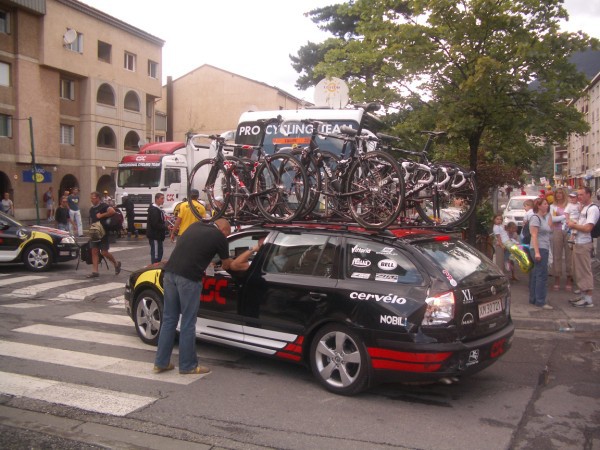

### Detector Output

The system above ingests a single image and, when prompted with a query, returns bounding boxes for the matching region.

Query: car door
[0,214,25,262]
[242,231,339,338]
[198,231,268,344]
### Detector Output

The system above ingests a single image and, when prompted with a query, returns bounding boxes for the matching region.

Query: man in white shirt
[567,187,599,307]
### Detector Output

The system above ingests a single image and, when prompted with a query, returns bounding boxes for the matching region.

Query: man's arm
[230,242,262,272]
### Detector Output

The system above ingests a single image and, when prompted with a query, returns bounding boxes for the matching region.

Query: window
[164,168,181,187]
[264,233,337,277]
[0,114,12,137]
[0,11,10,34]
[60,124,74,145]
[65,31,83,53]
[154,135,166,142]
[124,52,136,71]
[124,130,140,151]
[60,79,74,100]
[0,61,9,87]
[345,239,422,284]
[97,41,111,63]
[148,60,158,79]
[96,83,115,106]
[97,126,116,148]
[124,91,140,112]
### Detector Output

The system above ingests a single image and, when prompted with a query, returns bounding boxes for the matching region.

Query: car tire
[22,243,53,272]
[134,289,163,346]
[310,324,370,395]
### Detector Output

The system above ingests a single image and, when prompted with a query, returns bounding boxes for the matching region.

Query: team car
[125,223,514,395]
[0,211,79,271]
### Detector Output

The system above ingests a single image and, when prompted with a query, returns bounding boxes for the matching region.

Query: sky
[81,0,600,103]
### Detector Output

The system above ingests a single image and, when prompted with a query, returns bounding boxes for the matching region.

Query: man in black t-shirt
[88,191,121,278]
[154,218,233,375]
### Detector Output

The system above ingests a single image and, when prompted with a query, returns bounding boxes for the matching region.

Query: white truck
[115,106,380,230]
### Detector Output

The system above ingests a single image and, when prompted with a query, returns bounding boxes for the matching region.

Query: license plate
[478,299,502,319]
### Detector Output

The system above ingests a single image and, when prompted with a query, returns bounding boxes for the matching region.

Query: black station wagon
[125,223,513,395]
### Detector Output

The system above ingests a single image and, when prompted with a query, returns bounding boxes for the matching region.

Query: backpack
[590,204,600,239]
[102,208,124,232]
[89,222,106,241]
[521,221,531,245]
[80,242,93,265]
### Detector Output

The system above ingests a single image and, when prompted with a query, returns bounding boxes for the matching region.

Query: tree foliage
[291,0,597,238]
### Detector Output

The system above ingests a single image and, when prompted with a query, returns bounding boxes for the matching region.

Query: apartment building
[155,64,307,143]
[0,0,163,219]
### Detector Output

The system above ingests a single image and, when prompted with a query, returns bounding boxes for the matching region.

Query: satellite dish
[314,77,349,108]
[63,29,77,45]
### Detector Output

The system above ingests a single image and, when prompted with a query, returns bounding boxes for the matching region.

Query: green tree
[292,0,597,237]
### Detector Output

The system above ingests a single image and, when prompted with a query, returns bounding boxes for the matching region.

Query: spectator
[170,189,206,241]
[505,222,520,281]
[1,192,14,216]
[87,191,121,278]
[549,188,572,291]
[567,187,598,308]
[154,219,233,375]
[520,199,534,242]
[43,187,54,222]
[120,192,138,239]
[564,192,580,243]
[505,186,512,199]
[67,187,83,237]
[102,190,114,207]
[529,198,553,310]
[147,193,167,264]
[54,196,74,232]
[492,214,508,273]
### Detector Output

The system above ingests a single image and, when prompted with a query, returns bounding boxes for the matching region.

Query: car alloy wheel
[23,243,52,271]
[134,289,163,346]
[310,324,369,395]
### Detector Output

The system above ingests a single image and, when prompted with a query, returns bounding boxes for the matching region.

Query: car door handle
[309,292,327,301]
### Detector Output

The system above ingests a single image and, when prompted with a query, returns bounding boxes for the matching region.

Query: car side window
[264,232,337,277]
[346,239,422,284]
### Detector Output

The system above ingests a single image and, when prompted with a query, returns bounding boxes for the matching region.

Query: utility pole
[29,117,40,225]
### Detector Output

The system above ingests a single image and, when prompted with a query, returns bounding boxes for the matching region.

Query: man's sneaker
[571,299,594,308]
[569,296,584,304]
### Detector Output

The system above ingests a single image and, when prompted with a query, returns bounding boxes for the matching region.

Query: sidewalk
[509,267,600,333]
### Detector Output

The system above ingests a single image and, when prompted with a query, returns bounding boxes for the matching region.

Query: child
[520,199,534,243]
[492,214,509,272]
[564,192,580,243]
[505,222,520,280]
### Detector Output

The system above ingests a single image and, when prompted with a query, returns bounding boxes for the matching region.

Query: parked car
[125,222,514,395]
[0,211,79,271]
[501,195,538,228]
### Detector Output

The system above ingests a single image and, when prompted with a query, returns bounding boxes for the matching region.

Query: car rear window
[345,239,422,284]
[414,239,503,285]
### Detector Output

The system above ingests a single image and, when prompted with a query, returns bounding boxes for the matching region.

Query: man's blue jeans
[149,239,164,263]
[529,247,549,306]
[155,271,202,371]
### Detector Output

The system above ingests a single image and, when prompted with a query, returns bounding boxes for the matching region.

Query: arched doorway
[0,170,13,201]
[59,174,79,198]
[96,174,115,197]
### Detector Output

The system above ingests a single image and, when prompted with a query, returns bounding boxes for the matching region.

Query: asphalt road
[0,236,598,449]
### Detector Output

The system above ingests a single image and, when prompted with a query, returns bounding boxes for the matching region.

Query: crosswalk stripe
[66,312,132,327]
[0,302,44,309]
[13,324,165,353]
[0,371,156,416]
[0,340,202,385]
[0,275,47,287]
[107,246,137,253]
[10,279,87,297]
[58,282,123,300]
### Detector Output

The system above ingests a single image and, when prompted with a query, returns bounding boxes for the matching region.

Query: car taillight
[422,291,455,325]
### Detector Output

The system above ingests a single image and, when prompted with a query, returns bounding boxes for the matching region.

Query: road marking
[10,279,87,297]
[108,246,137,253]
[0,371,156,416]
[0,275,47,287]
[57,282,124,300]
[0,302,44,309]
[13,324,164,353]
[0,340,203,385]
[66,312,133,327]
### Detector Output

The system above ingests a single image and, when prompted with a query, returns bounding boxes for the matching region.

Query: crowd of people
[493,186,599,310]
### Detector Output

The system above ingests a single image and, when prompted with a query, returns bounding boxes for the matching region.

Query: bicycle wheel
[253,153,308,222]
[414,161,477,227]
[346,151,404,229]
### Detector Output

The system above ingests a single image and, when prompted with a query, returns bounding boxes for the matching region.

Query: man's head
[577,187,592,205]
[214,218,231,237]
[72,187,79,194]
[190,189,200,200]
[90,191,101,205]
[103,190,109,195]
[155,193,165,206]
